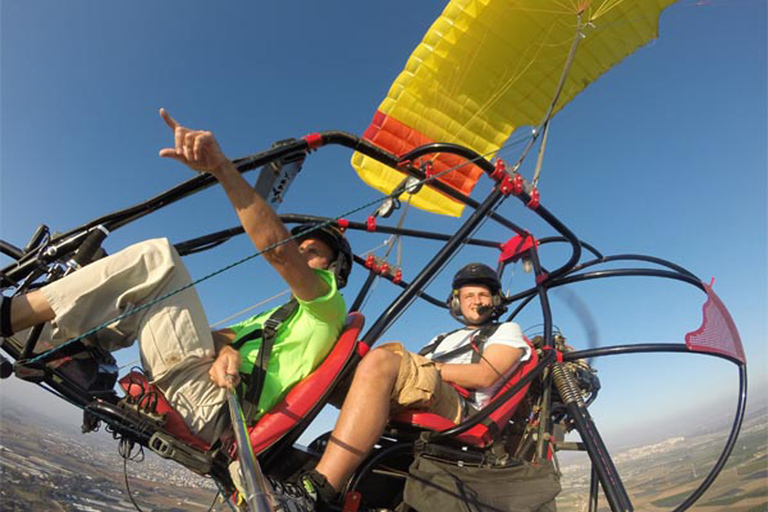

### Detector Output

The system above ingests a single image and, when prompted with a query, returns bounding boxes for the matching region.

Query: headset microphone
[476,304,494,316]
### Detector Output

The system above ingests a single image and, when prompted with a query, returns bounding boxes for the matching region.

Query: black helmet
[448,263,505,324]
[291,223,352,288]
[452,263,501,293]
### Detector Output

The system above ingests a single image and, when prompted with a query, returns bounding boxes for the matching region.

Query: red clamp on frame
[303,133,323,151]
[336,218,349,231]
[379,262,390,276]
[499,234,539,265]
[512,174,524,196]
[491,160,517,196]
[499,175,515,196]
[393,269,402,284]
[365,254,375,269]
[491,159,506,181]
[527,187,540,209]
[423,160,436,179]
[366,216,377,232]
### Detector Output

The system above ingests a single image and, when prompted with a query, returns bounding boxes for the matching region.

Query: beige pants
[41,238,227,443]
[380,342,463,423]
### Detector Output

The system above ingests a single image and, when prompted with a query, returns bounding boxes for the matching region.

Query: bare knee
[354,347,401,384]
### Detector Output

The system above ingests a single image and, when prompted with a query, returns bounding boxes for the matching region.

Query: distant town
[1,394,766,511]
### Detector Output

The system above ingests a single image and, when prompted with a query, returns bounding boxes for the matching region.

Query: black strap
[1,296,13,338]
[418,327,466,358]
[421,323,502,407]
[238,298,299,424]
[421,324,500,364]
[468,323,500,364]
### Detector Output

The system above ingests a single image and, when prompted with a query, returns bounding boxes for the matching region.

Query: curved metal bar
[398,142,496,174]
[505,267,704,311]
[395,141,584,283]
[564,254,699,281]
[673,363,747,512]
[538,236,603,260]
[562,343,748,512]
[347,442,413,494]
[505,293,537,323]
[318,133,527,235]
[552,269,704,290]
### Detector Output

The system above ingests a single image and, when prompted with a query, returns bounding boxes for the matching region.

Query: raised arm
[158,108,329,302]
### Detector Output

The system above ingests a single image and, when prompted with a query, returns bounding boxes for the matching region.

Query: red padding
[390,339,538,447]
[247,313,366,455]
[119,313,367,457]
[119,372,211,451]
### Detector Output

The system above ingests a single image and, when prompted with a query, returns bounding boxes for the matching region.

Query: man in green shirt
[3,109,351,443]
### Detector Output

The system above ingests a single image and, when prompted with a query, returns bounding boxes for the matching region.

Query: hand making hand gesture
[158,108,231,175]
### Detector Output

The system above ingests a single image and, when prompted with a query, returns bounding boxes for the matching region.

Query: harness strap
[238,298,299,425]
[423,323,502,407]
[418,327,466,358]
[1,296,13,338]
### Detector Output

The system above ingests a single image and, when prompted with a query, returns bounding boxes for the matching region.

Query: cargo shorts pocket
[139,305,213,381]
[392,352,442,411]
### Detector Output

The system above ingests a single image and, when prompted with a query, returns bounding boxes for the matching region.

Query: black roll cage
[0,131,747,512]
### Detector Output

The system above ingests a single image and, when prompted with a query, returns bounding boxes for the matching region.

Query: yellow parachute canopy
[352,0,677,216]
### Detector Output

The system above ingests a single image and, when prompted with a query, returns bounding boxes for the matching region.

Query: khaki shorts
[380,342,463,424]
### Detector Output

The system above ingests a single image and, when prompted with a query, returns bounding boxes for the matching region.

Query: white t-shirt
[424,322,531,408]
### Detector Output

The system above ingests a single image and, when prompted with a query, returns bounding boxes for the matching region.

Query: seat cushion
[119,371,211,451]
[248,312,365,454]
[390,341,538,447]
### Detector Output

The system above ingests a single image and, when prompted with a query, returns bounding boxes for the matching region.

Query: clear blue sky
[1,0,765,454]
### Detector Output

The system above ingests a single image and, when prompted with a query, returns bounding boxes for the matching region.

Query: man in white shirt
[273,263,530,511]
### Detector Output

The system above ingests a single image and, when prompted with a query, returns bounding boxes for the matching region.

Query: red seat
[248,312,365,454]
[119,370,212,451]
[390,339,538,447]
[120,312,366,455]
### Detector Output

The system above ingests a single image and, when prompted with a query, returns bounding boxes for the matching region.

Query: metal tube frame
[0,132,747,512]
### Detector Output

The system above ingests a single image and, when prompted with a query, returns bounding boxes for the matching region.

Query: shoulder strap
[240,298,299,424]
[469,323,501,364]
[418,327,466,358]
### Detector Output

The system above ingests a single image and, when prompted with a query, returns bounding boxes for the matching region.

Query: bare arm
[158,108,329,302]
[437,344,524,389]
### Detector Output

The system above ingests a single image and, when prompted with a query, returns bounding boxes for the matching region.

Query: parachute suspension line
[456,17,558,147]
[210,289,292,328]
[532,13,587,186]
[396,201,408,268]
[509,13,587,186]
[384,196,411,269]
[26,135,529,365]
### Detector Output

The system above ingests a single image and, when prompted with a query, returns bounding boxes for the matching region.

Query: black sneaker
[266,474,318,512]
